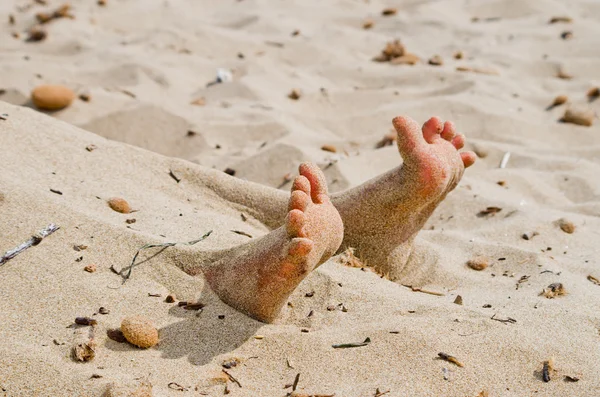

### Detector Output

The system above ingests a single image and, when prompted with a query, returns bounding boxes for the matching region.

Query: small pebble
[551,95,568,107]
[557,218,575,233]
[587,87,599,101]
[453,295,463,305]
[562,108,594,126]
[84,264,96,273]
[165,294,176,303]
[321,144,337,153]
[363,19,374,29]
[120,316,159,348]
[467,256,489,271]
[31,84,75,110]
[381,7,397,16]
[288,89,301,100]
[428,55,443,66]
[107,197,131,214]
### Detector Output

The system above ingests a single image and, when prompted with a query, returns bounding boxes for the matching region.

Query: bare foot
[331,116,476,278]
[201,163,343,323]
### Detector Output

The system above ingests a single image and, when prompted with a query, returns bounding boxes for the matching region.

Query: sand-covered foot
[332,116,476,277]
[201,163,343,323]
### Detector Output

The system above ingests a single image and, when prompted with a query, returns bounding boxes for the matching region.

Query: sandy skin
[198,163,343,323]
[200,116,475,279]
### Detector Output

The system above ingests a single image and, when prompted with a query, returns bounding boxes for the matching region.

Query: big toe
[299,162,328,204]
[392,116,426,155]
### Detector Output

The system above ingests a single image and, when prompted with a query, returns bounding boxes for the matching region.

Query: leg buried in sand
[194,116,475,321]
[199,163,344,323]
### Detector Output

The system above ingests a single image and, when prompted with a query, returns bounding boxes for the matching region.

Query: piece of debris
[288,89,301,100]
[560,31,573,40]
[390,53,420,65]
[375,131,396,148]
[79,93,90,102]
[125,218,136,224]
[381,7,397,16]
[456,66,499,75]
[168,169,181,183]
[107,197,131,214]
[84,264,96,273]
[561,108,594,127]
[428,55,443,66]
[0,223,60,266]
[31,84,75,110]
[373,40,405,62]
[548,95,568,109]
[98,307,110,315]
[120,315,159,348]
[454,50,464,59]
[85,144,97,152]
[564,375,580,382]
[50,188,63,195]
[541,283,566,298]
[549,16,572,24]
[556,218,575,233]
[75,317,97,326]
[477,207,502,217]
[222,358,240,369]
[557,67,572,80]
[321,144,337,153]
[363,19,374,29]
[516,275,530,290]
[403,285,445,296]
[190,97,206,106]
[542,358,554,382]
[26,26,47,42]
[587,87,600,101]
[521,231,539,240]
[499,152,511,169]
[332,337,371,349]
[437,352,464,367]
[183,302,205,310]
[453,295,463,305]
[72,326,96,362]
[207,68,233,87]
[165,294,176,303]
[467,256,489,271]
[35,3,73,24]
[231,230,252,238]
[490,313,517,324]
[224,168,236,176]
[587,275,600,285]
[222,369,242,388]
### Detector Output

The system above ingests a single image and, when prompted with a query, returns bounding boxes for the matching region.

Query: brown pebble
[97,0,107,5]
[27,26,47,42]
[84,264,96,273]
[165,294,176,303]
[557,68,572,80]
[288,89,301,100]
[467,256,489,271]
[321,144,337,153]
[551,95,568,107]
[587,87,599,101]
[560,31,573,40]
[106,328,127,343]
[9,14,15,25]
[549,16,572,24]
[125,218,136,224]
[224,168,236,176]
[31,85,74,110]
[98,307,110,315]
[381,7,397,16]
[556,218,575,233]
[453,295,463,305]
[454,51,464,60]
[428,55,443,66]
[390,53,420,65]
[85,144,97,152]
[120,315,159,348]
[75,317,98,326]
[376,40,405,62]
[107,197,131,214]
[79,93,90,102]
[562,108,594,127]
[363,19,374,29]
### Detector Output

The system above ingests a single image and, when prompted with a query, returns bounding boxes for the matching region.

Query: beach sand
[1,0,600,395]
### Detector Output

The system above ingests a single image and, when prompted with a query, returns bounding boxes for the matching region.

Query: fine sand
[1,0,600,396]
